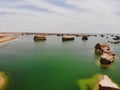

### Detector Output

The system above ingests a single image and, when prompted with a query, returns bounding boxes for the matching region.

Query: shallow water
[0,35,120,90]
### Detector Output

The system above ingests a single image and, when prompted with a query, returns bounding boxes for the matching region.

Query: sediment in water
[0,72,8,90]
[77,74,120,90]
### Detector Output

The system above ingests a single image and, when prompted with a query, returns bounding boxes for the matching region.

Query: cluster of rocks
[33,34,89,41]
[95,43,115,65]
[107,35,120,44]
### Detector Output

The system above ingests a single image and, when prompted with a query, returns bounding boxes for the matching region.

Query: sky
[0,0,120,33]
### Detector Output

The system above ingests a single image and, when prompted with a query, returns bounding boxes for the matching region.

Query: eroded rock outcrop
[100,51,115,65]
[99,75,120,90]
[62,35,74,41]
[95,43,110,54]
[34,35,46,41]
[94,43,115,65]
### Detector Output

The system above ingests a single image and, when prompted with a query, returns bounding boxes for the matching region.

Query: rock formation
[82,35,88,40]
[99,75,120,90]
[100,34,104,38]
[95,43,110,54]
[34,35,46,41]
[100,51,115,65]
[62,35,74,41]
[94,43,115,65]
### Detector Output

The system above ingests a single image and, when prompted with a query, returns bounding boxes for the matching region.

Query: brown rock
[62,35,74,41]
[100,51,115,65]
[34,35,46,41]
[82,35,88,40]
[99,75,120,90]
[95,43,110,54]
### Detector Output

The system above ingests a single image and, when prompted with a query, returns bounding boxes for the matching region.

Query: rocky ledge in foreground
[77,74,120,90]
[99,75,120,90]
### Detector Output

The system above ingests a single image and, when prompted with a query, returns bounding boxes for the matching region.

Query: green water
[0,35,120,90]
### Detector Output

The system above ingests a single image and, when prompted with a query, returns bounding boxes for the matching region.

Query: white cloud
[25,0,80,16]
[0,0,120,33]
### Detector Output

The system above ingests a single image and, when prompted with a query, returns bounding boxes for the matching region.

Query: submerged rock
[99,75,120,90]
[82,35,88,40]
[0,72,8,90]
[78,74,120,90]
[34,35,46,41]
[62,35,74,41]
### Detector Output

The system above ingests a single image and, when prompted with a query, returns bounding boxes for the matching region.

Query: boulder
[34,35,46,41]
[94,43,115,65]
[113,36,120,40]
[82,35,88,40]
[100,34,104,37]
[100,51,115,65]
[99,75,120,90]
[95,43,110,54]
[62,35,74,41]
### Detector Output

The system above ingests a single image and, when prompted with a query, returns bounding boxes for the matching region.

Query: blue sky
[0,0,120,33]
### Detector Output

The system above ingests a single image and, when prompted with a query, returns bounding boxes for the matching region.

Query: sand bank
[0,34,18,45]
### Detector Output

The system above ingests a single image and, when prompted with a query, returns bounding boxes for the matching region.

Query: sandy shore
[0,34,18,44]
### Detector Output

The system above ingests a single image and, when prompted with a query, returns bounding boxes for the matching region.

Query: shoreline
[0,35,18,45]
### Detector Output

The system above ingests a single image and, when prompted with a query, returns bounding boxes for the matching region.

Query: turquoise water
[0,35,120,90]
